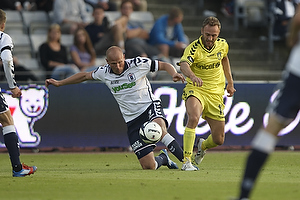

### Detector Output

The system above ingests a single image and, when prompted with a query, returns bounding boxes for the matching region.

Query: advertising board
[0,82,299,148]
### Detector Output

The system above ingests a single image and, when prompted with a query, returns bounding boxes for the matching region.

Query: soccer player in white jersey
[0,9,37,177]
[236,4,300,200]
[46,46,186,170]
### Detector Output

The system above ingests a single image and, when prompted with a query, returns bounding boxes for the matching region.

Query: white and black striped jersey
[0,31,13,51]
[92,57,160,123]
[0,31,16,89]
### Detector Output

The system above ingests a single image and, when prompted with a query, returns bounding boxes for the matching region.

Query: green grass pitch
[0,151,299,200]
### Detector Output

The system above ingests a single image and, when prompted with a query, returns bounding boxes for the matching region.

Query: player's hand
[45,78,60,87]
[190,75,203,87]
[226,85,236,97]
[172,73,185,83]
[11,87,22,98]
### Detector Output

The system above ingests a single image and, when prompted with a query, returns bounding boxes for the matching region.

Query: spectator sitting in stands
[0,56,38,82]
[119,0,160,59]
[221,0,234,17]
[84,0,117,11]
[52,0,90,34]
[129,0,148,11]
[85,5,126,56]
[70,27,97,72]
[39,24,80,80]
[273,0,298,41]
[148,6,188,63]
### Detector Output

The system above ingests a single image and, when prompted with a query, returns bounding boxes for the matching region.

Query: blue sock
[4,132,22,171]
[155,153,167,169]
[167,140,184,162]
[161,134,184,162]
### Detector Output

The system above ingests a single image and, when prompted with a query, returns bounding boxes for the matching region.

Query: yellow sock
[183,127,196,161]
[202,134,218,150]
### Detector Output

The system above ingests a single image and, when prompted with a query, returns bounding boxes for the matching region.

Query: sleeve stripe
[1,45,12,53]
[150,60,156,72]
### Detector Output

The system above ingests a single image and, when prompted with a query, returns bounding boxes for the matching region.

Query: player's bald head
[106,46,124,60]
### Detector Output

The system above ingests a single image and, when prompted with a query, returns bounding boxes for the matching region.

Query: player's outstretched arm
[45,71,93,87]
[158,61,185,83]
[179,61,203,87]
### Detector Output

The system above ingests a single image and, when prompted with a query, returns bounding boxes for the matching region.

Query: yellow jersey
[180,36,229,94]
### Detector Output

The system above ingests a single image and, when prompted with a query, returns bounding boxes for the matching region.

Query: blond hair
[47,23,61,43]
[0,9,6,25]
[202,16,221,30]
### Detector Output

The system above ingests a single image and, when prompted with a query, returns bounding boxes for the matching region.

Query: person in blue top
[148,6,188,62]
[120,0,160,59]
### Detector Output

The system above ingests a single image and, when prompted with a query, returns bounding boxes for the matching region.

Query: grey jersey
[92,57,160,122]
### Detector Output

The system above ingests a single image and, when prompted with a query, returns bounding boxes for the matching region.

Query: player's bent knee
[141,164,156,170]
[139,152,156,170]
[187,116,200,128]
[140,160,156,170]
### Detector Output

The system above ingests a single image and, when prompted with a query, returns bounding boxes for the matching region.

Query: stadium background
[0,82,299,151]
[0,0,298,151]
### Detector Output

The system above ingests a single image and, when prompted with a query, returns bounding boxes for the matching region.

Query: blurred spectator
[70,27,97,72]
[39,24,80,79]
[85,5,126,56]
[36,0,54,12]
[120,0,160,58]
[148,6,188,62]
[221,0,234,17]
[52,0,90,34]
[0,56,38,82]
[84,0,117,11]
[273,0,298,41]
[129,0,148,11]
[0,0,36,11]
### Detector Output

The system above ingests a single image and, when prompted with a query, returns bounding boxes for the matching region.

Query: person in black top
[39,23,79,79]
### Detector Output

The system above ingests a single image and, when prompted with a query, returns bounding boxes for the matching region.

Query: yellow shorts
[182,84,225,121]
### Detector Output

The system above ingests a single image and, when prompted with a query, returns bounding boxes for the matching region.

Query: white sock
[155,161,158,170]
[251,129,278,153]
[3,125,16,135]
[161,133,174,147]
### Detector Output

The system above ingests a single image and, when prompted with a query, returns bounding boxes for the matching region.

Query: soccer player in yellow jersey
[178,16,236,171]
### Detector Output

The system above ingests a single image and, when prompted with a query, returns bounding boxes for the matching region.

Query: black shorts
[126,100,168,159]
[267,72,300,119]
[0,92,9,114]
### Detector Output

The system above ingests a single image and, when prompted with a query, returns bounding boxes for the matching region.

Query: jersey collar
[109,61,129,76]
[199,35,216,53]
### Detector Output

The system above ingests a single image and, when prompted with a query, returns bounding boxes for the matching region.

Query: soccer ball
[139,121,162,144]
